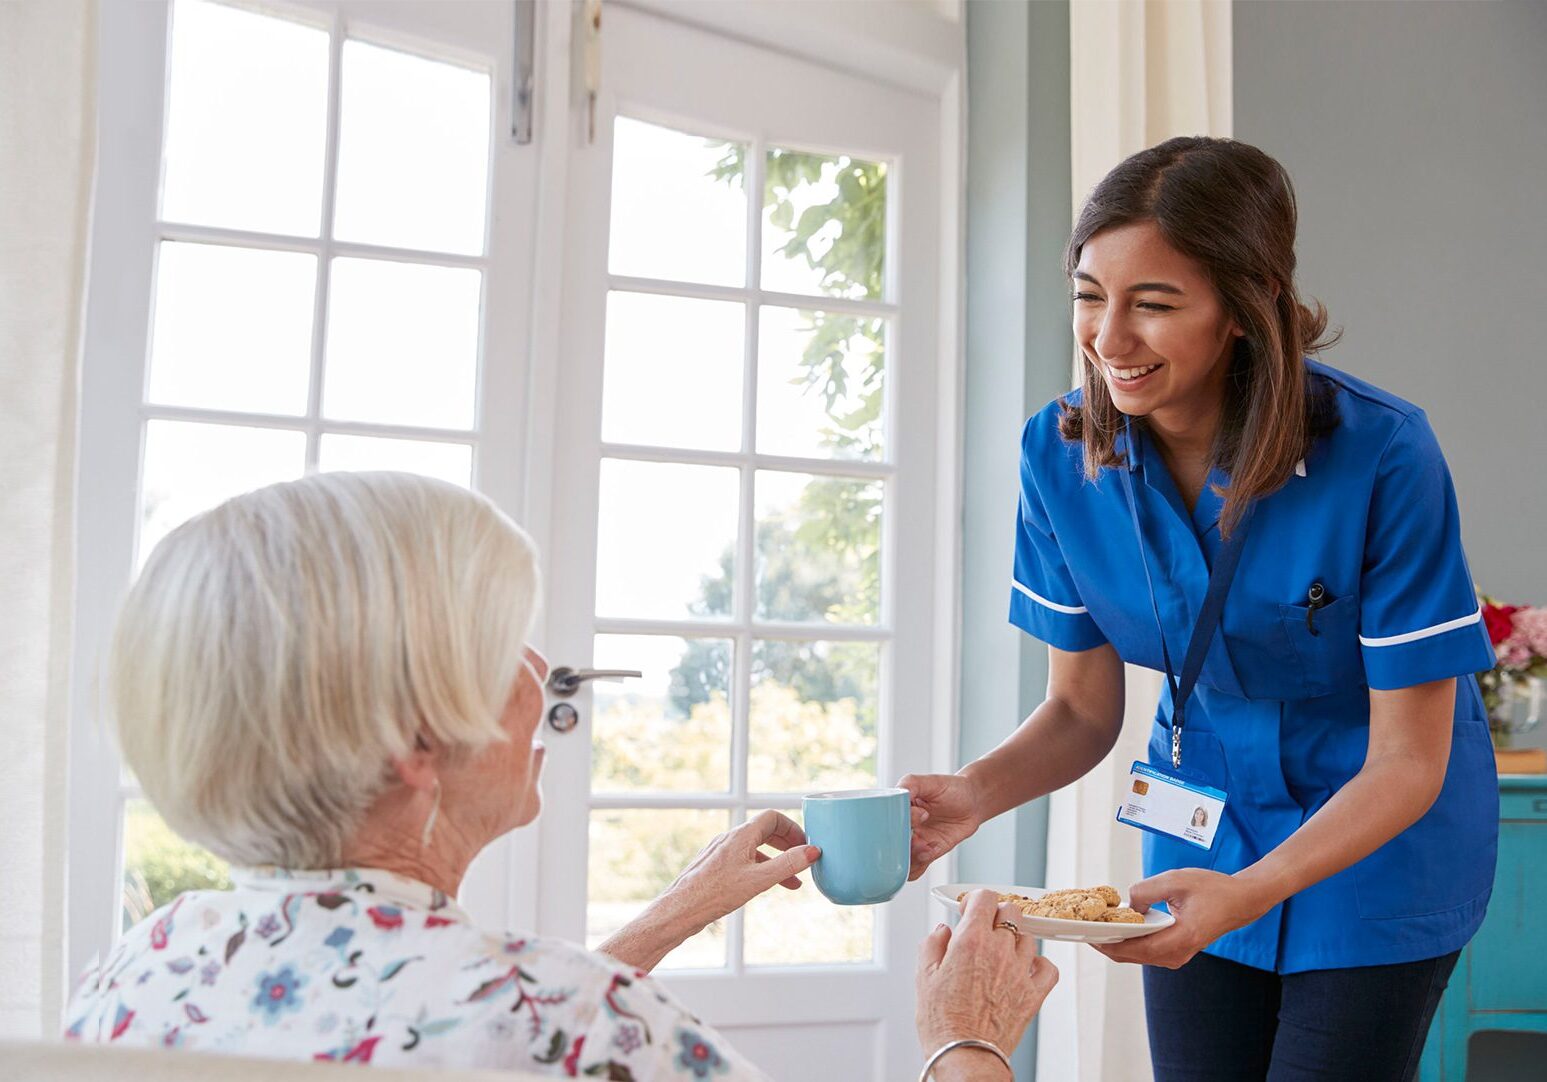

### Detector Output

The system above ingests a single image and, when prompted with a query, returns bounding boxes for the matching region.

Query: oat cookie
[1098,906,1145,924]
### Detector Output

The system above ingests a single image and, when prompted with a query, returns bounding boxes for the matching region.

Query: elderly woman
[65,472,1055,1081]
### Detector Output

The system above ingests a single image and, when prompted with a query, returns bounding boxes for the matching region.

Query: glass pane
[592,635,732,793]
[333,41,491,256]
[322,258,481,429]
[122,798,232,932]
[755,471,881,624]
[609,119,746,287]
[588,809,728,970]
[147,242,316,416]
[744,808,874,966]
[748,639,880,793]
[601,292,743,452]
[140,420,307,565]
[760,148,886,301]
[757,307,884,461]
[162,0,327,235]
[595,460,738,621]
[317,434,472,488]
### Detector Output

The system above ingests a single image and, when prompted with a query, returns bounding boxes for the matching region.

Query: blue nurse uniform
[1009,360,1498,974]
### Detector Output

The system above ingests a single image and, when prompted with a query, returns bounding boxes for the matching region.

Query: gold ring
[993,920,1022,940]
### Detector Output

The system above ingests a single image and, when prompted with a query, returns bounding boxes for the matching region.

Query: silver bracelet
[918,1037,1012,1081]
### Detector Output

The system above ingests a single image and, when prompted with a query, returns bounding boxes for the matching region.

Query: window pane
[122,798,231,932]
[755,471,881,624]
[333,41,491,256]
[162,0,327,236]
[609,119,746,287]
[744,808,873,966]
[139,420,306,565]
[592,635,732,794]
[322,258,481,429]
[760,148,886,301]
[748,640,879,794]
[601,292,743,452]
[147,242,316,416]
[595,460,738,622]
[588,809,728,970]
[757,307,884,461]
[317,434,472,488]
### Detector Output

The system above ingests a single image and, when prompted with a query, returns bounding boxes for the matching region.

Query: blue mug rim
[802,787,908,801]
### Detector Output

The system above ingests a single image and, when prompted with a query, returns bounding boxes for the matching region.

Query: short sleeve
[1358,411,1495,690]
[1008,423,1107,652]
[589,973,770,1080]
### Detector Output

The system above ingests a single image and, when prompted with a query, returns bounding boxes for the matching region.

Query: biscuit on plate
[1025,892,1108,921]
[1099,906,1145,924]
[1088,885,1121,908]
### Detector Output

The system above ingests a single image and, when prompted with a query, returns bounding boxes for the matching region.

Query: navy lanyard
[1117,417,1254,770]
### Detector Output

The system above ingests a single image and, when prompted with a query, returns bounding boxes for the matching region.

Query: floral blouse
[65,867,766,1081]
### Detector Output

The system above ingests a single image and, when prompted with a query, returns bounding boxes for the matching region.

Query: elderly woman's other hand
[598,810,819,971]
[915,889,1058,1081]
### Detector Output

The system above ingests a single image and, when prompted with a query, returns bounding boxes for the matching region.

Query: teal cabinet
[1419,776,1547,1080]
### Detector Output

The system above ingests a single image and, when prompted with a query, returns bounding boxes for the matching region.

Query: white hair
[110,471,540,868]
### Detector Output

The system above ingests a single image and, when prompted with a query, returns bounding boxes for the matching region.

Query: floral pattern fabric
[65,867,766,1080]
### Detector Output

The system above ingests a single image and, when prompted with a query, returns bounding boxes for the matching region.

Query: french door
[73,0,538,983]
[540,7,943,1078]
[73,2,948,1078]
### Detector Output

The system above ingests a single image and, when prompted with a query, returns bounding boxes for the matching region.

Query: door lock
[547,702,579,733]
[542,667,641,734]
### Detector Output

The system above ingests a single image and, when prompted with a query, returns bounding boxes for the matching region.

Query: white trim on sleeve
[1012,579,1088,615]
[1359,608,1482,648]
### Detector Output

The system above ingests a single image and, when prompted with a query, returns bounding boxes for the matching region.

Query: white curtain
[0,0,96,1040]
[1039,3,1231,1081]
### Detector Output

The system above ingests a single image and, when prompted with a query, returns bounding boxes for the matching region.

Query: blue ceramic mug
[802,788,911,905]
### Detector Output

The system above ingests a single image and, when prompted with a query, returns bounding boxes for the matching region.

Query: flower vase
[1491,676,1545,773]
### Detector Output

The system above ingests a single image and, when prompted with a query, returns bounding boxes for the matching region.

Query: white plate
[932,883,1174,945]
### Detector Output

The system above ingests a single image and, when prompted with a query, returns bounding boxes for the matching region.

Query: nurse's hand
[1089,869,1275,970]
[898,773,985,881]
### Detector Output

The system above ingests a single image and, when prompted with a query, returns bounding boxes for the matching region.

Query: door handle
[547,667,642,698]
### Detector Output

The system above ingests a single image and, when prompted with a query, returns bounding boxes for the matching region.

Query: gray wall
[1235,3,1547,1077]
[963,0,1071,1076]
[1235,0,1547,601]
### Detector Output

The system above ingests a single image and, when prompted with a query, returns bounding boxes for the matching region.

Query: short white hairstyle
[111,471,540,868]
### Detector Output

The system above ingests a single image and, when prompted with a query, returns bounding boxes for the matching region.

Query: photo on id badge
[1116,761,1226,850]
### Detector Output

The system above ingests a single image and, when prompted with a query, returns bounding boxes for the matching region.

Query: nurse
[902,136,1498,1080]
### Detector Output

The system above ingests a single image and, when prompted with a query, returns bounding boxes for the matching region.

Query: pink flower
[1512,607,1547,659]
[1499,635,1533,669]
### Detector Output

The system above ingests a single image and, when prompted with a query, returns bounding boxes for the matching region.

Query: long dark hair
[1059,136,1339,536]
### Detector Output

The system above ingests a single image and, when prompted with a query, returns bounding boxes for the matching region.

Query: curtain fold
[1043,3,1231,1080]
[0,0,96,1039]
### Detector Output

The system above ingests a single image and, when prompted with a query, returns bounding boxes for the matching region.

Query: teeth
[1110,364,1160,381]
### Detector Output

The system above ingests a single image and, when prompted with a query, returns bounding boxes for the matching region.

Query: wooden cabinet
[1420,776,1547,1080]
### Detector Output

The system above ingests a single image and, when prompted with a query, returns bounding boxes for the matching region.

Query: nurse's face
[1072,220,1244,430]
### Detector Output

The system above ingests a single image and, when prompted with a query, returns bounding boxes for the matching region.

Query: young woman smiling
[902,137,1497,1081]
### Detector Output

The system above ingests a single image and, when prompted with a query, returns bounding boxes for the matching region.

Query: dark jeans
[1143,949,1460,1082]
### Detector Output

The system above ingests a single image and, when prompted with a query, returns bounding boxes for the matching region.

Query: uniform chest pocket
[1276,593,1365,698]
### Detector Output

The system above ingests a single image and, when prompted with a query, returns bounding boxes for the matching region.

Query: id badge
[1115,761,1227,851]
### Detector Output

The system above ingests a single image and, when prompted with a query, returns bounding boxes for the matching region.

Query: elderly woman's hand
[598,811,819,972]
[915,890,1059,1081]
[662,809,820,921]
